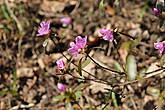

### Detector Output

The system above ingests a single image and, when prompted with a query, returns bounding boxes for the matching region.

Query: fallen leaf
[16,67,34,78]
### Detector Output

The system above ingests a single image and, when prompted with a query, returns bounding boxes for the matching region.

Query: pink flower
[75,36,87,48]
[99,28,114,42]
[56,59,65,70]
[68,42,79,57]
[68,36,87,57]
[153,8,159,16]
[60,17,72,25]
[37,21,50,36]
[57,83,66,92]
[154,42,165,54]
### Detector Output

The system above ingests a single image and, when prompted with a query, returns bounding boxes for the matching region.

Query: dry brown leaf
[106,5,115,16]
[119,45,128,63]
[16,67,34,78]
[89,82,112,94]
[39,1,65,14]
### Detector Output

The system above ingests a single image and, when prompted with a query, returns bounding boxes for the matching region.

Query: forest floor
[0,0,165,110]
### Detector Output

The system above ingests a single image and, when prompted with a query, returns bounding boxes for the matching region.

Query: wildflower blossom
[68,42,79,57]
[154,42,165,54]
[57,83,66,92]
[153,8,159,16]
[68,36,87,57]
[56,59,65,70]
[99,28,114,42]
[60,17,72,25]
[75,36,87,49]
[37,21,50,36]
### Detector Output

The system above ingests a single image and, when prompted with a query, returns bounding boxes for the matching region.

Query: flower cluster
[99,28,114,42]
[154,42,165,54]
[37,21,50,36]
[68,36,87,57]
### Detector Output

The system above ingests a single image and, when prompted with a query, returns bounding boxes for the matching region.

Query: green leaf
[75,90,82,101]
[12,71,17,92]
[81,58,91,68]
[52,95,66,102]
[160,54,165,65]
[121,40,138,53]
[9,71,18,96]
[99,0,106,11]
[126,55,137,80]
[160,79,165,90]
[74,83,90,91]
[139,1,148,19]
[146,87,160,97]
[0,91,10,95]
[111,92,118,107]
[77,75,85,83]
[78,58,83,76]
[113,61,124,72]
[0,6,11,20]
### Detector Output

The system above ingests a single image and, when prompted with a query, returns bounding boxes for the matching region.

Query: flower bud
[154,42,165,54]
[60,17,72,25]
[56,59,65,70]
[153,8,159,16]
[57,83,66,92]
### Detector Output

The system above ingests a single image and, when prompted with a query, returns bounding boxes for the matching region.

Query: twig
[130,96,137,110]
[67,73,108,85]
[118,32,135,40]
[117,68,165,86]
[145,69,165,78]
[75,101,83,110]
[86,54,125,75]
[102,103,109,110]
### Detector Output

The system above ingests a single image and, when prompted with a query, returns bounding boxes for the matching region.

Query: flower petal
[154,42,165,54]
[56,59,65,70]
[76,36,87,48]
[37,21,50,36]
[99,28,109,36]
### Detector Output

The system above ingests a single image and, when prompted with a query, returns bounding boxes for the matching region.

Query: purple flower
[57,83,66,92]
[56,59,65,70]
[37,21,50,36]
[153,8,159,16]
[154,42,165,54]
[68,36,87,57]
[60,17,72,25]
[75,36,87,48]
[68,42,79,57]
[99,28,114,42]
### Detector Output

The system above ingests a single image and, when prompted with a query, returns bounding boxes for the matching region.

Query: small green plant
[0,71,18,97]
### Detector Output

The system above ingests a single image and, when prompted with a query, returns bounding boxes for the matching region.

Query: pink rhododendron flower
[153,8,159,16]
[37,21,50,36]
[60,17,72,25]
[75,36,87,49]
[57,83,66,92]
[154,42,165,54]
[99,28,114,42]
[68,36,87,57]
[56,59,65,70]
[68,42,79,57]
